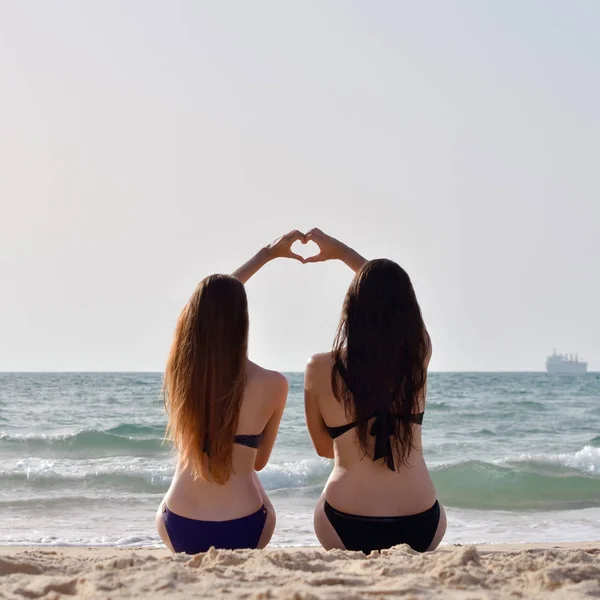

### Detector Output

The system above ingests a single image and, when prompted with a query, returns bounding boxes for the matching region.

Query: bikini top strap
[326,420,359,439]
[204,429,264,456]
[234,431,264,449]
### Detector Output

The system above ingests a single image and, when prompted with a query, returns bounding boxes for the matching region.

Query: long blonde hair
[163,274,248,484]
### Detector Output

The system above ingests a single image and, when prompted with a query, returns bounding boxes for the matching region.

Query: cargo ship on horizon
[546,350,587,374]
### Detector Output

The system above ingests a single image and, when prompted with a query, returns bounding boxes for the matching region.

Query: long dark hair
[331,259,430,467]
[163,274,248,484]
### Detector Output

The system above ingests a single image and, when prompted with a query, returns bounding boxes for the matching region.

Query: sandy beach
[1,543,599,599]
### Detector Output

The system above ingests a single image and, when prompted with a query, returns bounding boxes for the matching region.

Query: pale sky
[1,1,599,372]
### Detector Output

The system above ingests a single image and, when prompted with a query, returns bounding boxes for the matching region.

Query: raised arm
[303,228,367,272]
[232,230,305,284]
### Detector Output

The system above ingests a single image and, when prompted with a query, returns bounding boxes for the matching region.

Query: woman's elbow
[254,453,270,471]
[316,446,334,459]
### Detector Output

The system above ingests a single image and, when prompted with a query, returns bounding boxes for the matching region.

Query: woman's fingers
[304,228,342,263]
[285,231,303,251]
[303,230,326,263]
[277,230,306,262]
[270,229,336,263]
[303,254,325,264]
[281,230,304,250]
[305,231,329,251]
[288,252,306,263]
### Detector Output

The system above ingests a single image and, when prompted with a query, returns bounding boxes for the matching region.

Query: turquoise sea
[1,372,599,547]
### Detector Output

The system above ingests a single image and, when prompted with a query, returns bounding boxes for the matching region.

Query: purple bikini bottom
[161,503,267,554]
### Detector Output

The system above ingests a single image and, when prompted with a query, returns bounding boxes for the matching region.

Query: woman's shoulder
[305,352,335,392]
[306,352,334,371]
[246,362,288,400]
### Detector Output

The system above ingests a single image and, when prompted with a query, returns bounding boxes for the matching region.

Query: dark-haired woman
[304,228,446,554]
[156,231,305,554]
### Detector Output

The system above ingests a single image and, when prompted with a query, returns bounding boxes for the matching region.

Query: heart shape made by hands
[291,239,321,261]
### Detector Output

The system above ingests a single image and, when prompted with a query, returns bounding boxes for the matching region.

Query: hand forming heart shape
[290,239,320,261]
[267,228,341,265]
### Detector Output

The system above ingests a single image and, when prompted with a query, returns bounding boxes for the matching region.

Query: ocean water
[1,372,599,547]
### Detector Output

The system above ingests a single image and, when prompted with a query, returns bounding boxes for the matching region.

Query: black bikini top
[326,360,424,471]
[233,433,263,449]
[203,431,264,455]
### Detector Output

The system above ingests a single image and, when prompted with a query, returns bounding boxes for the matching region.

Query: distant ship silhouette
[546,349,587,374]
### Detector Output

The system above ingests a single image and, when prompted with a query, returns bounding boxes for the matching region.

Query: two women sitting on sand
[156,229,446,554]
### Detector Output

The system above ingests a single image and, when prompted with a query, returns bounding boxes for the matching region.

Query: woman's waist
[324,461,437,516]
[332,447,429,474]
[166,471,264,520]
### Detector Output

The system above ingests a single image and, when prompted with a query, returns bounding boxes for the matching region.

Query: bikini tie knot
[370,410,395,471]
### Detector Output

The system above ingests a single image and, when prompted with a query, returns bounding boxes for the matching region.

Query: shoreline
[2,542,599,599]
[1,540,600,555]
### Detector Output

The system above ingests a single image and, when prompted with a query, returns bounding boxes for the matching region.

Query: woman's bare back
[162,360,287,521]
[305,352,437,516]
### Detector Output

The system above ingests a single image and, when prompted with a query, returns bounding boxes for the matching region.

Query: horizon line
[1,370,597,375]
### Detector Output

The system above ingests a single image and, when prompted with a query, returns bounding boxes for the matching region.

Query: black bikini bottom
[324,499,440,554]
